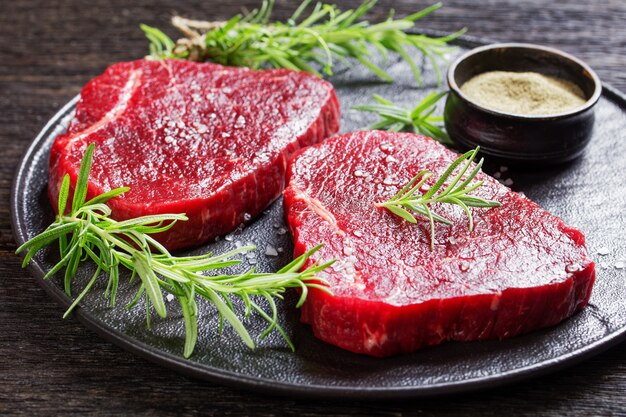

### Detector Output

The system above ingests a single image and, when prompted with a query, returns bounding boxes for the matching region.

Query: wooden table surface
[2,1,625,415]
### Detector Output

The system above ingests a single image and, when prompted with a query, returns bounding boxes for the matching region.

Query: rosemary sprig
[375,147,501,249]
[141,0,465,85]
[353,92,451,144]
[16,144,333,358]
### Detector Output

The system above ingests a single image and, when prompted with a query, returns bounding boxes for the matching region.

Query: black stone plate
[11,36,626,400]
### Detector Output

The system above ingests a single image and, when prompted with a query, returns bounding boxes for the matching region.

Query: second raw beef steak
[284,131,595,357]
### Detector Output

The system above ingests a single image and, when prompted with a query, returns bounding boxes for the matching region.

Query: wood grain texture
[1,0,625,415]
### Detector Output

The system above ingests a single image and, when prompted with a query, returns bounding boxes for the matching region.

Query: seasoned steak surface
[284,131,595,356]
[49,59,340,250]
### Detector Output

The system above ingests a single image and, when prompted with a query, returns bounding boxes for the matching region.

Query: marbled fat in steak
[284,131,595,357]
[49,59,340,250]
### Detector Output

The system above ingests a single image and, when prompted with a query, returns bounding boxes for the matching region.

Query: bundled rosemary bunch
[16,144,333,357]
[141,0,464,84]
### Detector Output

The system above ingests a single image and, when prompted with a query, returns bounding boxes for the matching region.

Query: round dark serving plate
[11,35,626,400]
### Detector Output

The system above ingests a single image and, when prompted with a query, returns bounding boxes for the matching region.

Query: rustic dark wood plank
[1,0,625,415]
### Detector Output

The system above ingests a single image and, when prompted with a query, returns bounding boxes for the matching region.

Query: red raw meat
[49,59,340,250]
[284,131,595,357]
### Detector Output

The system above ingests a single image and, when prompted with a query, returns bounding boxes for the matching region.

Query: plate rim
[10,35,626,400]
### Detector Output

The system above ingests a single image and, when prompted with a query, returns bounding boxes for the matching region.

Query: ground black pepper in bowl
[460,71,586,116]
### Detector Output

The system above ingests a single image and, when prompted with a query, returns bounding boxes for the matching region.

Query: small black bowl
[444,43,602,164]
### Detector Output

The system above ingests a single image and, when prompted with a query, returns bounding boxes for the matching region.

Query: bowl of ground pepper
[444,43,602,163]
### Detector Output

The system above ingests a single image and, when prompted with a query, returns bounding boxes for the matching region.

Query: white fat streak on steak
[48,59,340,250]
[284,130,595,357]
[289,186,341,231]
[61,69,143,152]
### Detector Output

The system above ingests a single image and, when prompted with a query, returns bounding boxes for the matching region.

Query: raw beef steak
[284,131,595,357]
[49,59,340,250]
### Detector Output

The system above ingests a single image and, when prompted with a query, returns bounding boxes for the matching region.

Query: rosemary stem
[66,217,139,255]
[18,144,333,357]
[375,147,501,247]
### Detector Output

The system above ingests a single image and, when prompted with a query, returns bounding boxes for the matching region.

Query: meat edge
[296,263,595,357]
